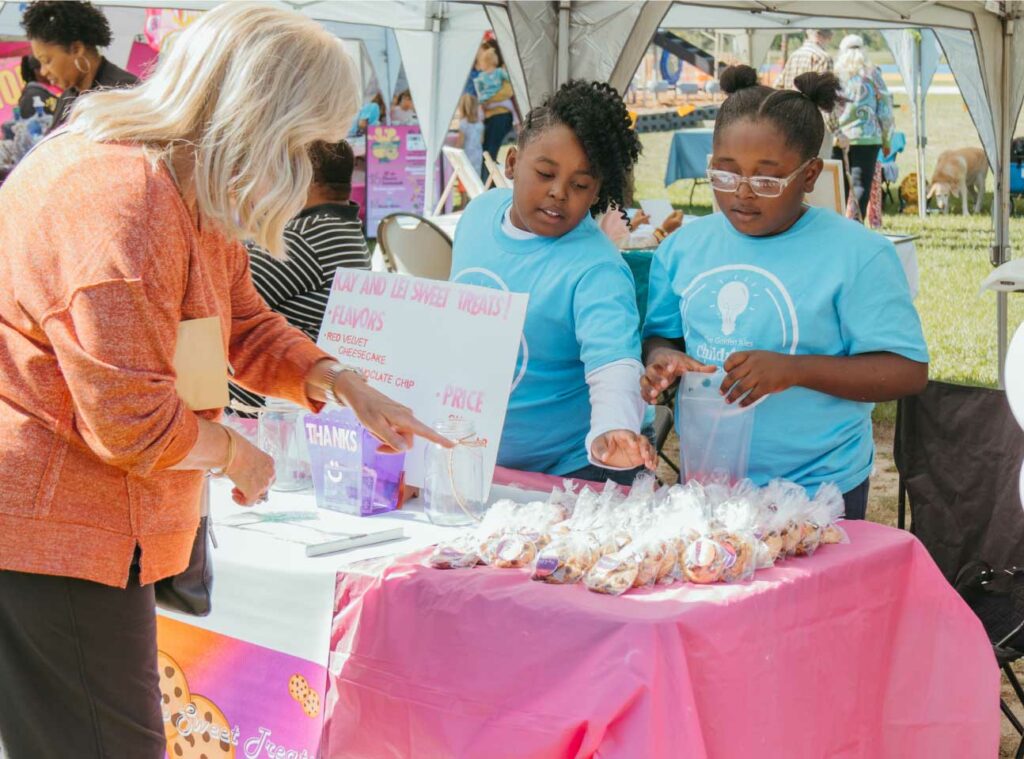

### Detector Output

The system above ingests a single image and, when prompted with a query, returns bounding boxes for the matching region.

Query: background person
[775,29,837,158]
[833,34,895,221]
[478,40,516,185]
[391,89,417,125]
[455,92,484,178]
[18,55,57,118]
[231,139,372,412]
[0,7,444,757]
[21,0,137,132]
[348,91,385,137]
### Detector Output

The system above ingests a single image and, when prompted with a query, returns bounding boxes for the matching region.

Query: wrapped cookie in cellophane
[761,479,810,559]
[682,535,732,584]
[427,532,481,569]
[716,497,773,572]
[706,529,758,583]
[583,549,639,595]
[533,531,608,585]
[814,482,849,546]
[477,494,576,568]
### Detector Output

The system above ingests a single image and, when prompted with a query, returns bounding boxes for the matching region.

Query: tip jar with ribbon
[423,418,486,526]
[258,398,313,492]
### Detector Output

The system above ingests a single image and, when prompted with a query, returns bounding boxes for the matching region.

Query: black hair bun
[793,71,844,112]
[719,65,760,94]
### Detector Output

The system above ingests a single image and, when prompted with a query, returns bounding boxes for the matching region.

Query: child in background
[642,65,928,518]
[473,46,511,106]
[450,81,654,484]
[455,93,485,179]
[391,90,417,125]
[348,92,385,137]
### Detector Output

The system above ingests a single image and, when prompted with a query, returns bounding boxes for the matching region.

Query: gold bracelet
[653,227,666,242]
[210,426,236,477]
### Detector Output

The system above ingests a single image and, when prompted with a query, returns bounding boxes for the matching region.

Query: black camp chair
[894,381,1024,756]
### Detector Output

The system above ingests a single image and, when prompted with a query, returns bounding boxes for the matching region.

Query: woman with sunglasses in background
[641,65,928,520]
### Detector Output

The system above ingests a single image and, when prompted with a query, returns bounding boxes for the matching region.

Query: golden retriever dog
[927,147,988,214]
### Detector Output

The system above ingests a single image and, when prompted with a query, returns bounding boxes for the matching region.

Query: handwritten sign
[366,125,427,237]
[316,270,528,493]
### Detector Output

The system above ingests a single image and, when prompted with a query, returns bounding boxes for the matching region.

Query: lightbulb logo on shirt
[451,267,529,391]
[681,264,799,365]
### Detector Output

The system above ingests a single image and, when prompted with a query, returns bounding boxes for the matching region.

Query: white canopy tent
[4,0,1021,374]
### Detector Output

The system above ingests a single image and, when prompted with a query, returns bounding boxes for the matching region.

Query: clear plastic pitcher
[677,371,757,485]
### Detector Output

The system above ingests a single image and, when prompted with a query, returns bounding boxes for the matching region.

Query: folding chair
[376,213,453,280]
[894,381,1024,751]
[434,146,486,216]
[483,152,511,190]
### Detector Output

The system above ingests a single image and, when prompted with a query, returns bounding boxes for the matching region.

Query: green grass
[633,91,1024,389]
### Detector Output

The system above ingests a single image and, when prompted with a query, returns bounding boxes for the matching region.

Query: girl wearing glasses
[641,65,928,519]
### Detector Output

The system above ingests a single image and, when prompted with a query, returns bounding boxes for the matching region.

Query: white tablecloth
[159,479,542,665]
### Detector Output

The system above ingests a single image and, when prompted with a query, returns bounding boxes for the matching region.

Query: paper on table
[639,198,676,228]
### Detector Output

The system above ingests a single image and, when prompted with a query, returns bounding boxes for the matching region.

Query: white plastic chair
[434,146,487,215]
[376,213,453,280]
[483,151,511,189]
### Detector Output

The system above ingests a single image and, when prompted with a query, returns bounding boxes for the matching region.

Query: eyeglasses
[706,160,813,198]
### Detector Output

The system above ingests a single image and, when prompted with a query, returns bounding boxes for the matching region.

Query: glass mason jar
[258,398,312,492]
[423,418,485,526]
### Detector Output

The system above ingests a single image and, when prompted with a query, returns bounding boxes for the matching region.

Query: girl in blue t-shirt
[642,65,929,518]
[450,81,654,484]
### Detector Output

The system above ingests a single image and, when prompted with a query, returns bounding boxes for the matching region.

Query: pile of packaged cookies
[426,476,849,596]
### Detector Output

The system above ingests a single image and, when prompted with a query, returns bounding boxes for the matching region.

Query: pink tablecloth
[322,521,998,758]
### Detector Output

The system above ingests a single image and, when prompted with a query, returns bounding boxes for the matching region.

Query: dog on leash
[927,147,988,214]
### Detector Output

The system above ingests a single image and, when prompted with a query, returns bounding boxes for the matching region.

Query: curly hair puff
[22,1,112,50]
[518,80,641,216]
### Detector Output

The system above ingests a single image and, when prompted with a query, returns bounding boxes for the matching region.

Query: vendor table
[664,128,714,187]
[157,477,997,759]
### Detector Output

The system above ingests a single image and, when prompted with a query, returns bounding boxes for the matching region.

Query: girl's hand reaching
[591,429,656,471]
[641,347,715,403]
[720,350,797,406]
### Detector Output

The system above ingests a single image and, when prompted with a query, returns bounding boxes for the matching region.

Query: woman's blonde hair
[835,37,869,83]
[64,3,358,258]
[458,93,479,123]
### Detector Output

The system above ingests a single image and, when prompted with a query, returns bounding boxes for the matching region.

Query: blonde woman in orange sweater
[0,5,446,757]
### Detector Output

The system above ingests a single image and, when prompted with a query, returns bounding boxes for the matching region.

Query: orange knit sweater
[0,135,330,588]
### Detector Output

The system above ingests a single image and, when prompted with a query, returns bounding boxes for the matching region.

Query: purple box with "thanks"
[302,407,407,516]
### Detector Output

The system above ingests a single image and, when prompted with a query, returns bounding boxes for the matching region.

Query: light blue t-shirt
[451,189,642,475]
[473,68,510,103]
[347,102,381,136]
[643,207,928,494]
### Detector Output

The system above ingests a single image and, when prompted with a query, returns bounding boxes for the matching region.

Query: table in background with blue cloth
[664,128,714,186]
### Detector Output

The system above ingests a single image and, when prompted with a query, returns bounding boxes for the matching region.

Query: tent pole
[423,16,442,217]
[557,0,570,90]
[915,33,927,219]
[996,14,1014,386]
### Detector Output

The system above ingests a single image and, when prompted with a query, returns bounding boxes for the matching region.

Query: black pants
[842,479,871,521]
[0,561,165,759]
[482,112,514,184]
[833,145,879,220]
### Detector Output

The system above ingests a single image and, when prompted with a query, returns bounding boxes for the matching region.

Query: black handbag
[954,560,1024,653]
[154,478,215,617]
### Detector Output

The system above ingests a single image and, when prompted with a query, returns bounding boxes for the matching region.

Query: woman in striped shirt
[232,139,371,411]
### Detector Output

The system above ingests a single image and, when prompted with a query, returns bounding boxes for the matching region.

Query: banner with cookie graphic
[157,616,327,759]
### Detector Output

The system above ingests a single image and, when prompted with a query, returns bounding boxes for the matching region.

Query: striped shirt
[230,202,370,411]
